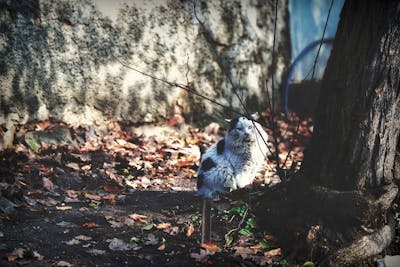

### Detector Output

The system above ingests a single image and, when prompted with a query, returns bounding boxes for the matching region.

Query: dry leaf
[86,249,106,256]
[32,251,44,260]
[64,239,80,245]
[129,213,147,223]
[66,190,78,199]
[66,162,80,171]
[103,184,122,193]
[56,261,73,267]
[157,244,166,251]
[84,193,102,201]
[74,235,92,241]
[144,233,158,245]
[234,246,255,257]
[165,226,179,236]
[186,224,195,237]
[81,164,91,171]
[104,215,113,220]
[264,248,282,257]
[102,194,117,204]
[250,243,263,254]
[190,248,213,262]
[108,220,124,228]
[82,221,100,228]
[108,238,141,251]
[156,222,172,230]
[201,242,221,253]
[42,177,55,192]
[56,205,72,211]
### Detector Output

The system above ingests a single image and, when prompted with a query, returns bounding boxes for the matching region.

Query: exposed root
[253,180,399,266]
[325,219,395,266]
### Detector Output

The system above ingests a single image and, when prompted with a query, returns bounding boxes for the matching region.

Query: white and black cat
[196,116,269,200]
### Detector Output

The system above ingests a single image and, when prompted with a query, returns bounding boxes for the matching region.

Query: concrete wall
[0,0,290,148]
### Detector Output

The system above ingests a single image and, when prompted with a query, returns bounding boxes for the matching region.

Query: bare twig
[306,0,335,80]
[192,0,274,157]
[271,0,279,112]
[110,50,246,118]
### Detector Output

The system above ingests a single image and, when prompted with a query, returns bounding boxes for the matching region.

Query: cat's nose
[243,132,251,141]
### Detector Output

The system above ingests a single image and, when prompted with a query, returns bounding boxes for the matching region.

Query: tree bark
[254,1,400,265]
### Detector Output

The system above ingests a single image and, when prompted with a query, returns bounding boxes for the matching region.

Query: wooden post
[201,198,211,243]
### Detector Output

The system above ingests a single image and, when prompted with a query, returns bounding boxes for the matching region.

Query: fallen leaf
[56,261,73,267]
[38,197,59,206]
[130,236,142,243]
[264,234,277,241]
[66,162,80,171]
[56,221,77,228]
[104,215,113,220]
[264,248,282,257]
[156,222,172,230]
[157,244,166,251]
[165,226,179,236]
[5,248,25,261]
[108,238,140,251]
[32,251,44,260]
[102,194,117,204]
[66,190,78,199]
[129,213,147,223]
[84,193,102,201]
[234,246,255,257]
[74,235,92,241]
[56,205,72,211]
[144,233,159,245]
[176,160,192,167]
[103,184,122,193]
[87,249,106,256]
[64,239,80,245]
[42,177,55,192]
[81,164,91,171]
[190,248,213,262]
[186,224,195,237]
[108,220,124,228]
[142,223,155,231]
[82,222,100,228]
[201,242,221,253]
[250,243,263,254]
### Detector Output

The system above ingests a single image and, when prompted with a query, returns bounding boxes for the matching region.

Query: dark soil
[1,188,202,266]
[0,121,296,267]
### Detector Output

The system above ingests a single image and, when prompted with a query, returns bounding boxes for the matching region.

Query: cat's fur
[197,117,269,199]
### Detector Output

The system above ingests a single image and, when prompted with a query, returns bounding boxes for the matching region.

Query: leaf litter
[0,113,312,266]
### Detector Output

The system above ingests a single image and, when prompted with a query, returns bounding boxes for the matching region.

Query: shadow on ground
[0,190,206,266]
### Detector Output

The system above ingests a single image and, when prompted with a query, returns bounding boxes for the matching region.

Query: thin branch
[306,0,335,80]
[110,50,246,118]
[271,0,279,112]
[193,0,274,157]
[278,0,335,176]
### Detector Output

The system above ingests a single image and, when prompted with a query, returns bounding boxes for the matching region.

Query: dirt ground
[0,118,311,266]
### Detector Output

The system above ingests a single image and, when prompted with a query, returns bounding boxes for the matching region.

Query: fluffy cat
[197,117,269,199]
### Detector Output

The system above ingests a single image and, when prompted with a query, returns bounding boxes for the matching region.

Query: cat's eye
[248,125,253,129]
[236,127,243,131]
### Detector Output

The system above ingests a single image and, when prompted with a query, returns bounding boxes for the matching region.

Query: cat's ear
[228,117,240,131]
[249,112,260,121]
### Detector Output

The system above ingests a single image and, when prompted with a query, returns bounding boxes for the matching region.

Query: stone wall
[0,0,290,148]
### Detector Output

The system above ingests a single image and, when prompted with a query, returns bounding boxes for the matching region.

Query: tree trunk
[254,1,400,265]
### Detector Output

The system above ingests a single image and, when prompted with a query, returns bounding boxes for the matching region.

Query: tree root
[252,179,399,266]
[325,217,395,266]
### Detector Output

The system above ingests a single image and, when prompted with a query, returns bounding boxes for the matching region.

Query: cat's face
[228,117,256,143]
